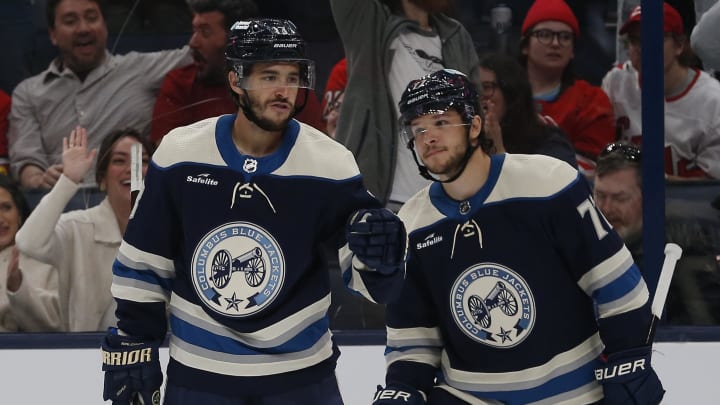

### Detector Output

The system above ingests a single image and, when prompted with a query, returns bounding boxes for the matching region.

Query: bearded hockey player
[100,18,407,405]
[372,69,664,405]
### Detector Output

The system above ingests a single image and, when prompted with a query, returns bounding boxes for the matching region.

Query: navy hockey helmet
[398,69,480,142]
[226,18,315,90]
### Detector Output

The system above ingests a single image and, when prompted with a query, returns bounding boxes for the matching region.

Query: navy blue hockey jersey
[110,115,401,396]
[388,153,651,404]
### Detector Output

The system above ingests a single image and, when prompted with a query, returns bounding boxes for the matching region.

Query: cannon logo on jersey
[191,222,285,318]
[450,263,535,348]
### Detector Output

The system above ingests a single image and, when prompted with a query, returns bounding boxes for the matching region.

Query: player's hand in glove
[372,384,425,404]
[595,346,665,405]
[102,327,163,405]
[347,208,407,274]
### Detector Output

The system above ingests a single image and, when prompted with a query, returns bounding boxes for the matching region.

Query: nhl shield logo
[450,263,535,348]
[191,222,285,317]
[243,158,258,173]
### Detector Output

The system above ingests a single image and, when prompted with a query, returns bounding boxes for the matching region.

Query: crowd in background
[0,0,719,332]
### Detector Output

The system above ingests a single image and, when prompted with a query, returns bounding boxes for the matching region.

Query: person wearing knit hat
[602,2,720,180]
[519,0,615,178]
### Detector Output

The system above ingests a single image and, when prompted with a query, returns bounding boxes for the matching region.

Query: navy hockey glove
[595,346,665,405]
[102,328,163,405]
[347,208,407,275]
[372,384,425,404]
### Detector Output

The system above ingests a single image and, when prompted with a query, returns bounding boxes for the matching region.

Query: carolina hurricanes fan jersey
[389,154,651,405]
[110,114,399,396]
[602,62,720,179]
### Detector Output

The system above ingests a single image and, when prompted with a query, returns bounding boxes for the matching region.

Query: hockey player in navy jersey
[371,69,664,404]
[100,18,407,405]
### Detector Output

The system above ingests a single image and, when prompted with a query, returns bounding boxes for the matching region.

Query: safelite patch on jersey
[450,263,535,348]
[191,222,285,317]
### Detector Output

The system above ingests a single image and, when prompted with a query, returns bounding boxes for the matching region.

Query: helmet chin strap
[408,127,479,184]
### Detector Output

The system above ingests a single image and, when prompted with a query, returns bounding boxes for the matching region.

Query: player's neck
[232,114,284,157]
[441,150,491,201]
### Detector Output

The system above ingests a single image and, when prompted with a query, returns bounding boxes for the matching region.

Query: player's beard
[423,143,467,180]
[247,95,295,132]
[408,0,452,14]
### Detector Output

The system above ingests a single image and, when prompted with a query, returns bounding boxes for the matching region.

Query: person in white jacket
[0,175,60,332]
[15,126,153,331]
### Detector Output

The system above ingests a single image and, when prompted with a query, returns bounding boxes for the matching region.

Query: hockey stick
[645,243,683,344]
[130,142,143,208]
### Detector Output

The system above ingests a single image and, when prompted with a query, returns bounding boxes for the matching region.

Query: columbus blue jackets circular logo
[450,263,535,348]
[191,222,285,317]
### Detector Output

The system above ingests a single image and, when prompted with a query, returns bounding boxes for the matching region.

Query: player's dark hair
[473,53,553,154]
[0,175,31,225]
[47,0,107,29]
[95,128,155,187]
[186,0,259,31]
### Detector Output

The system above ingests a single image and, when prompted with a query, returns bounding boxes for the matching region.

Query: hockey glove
[347,208,407,275]
[595,346,665,405]
[102,328,163,405]
[372,384,425,404]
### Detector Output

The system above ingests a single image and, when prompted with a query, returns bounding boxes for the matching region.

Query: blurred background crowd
[1,0,719,333]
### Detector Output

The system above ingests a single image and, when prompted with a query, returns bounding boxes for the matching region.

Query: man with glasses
[100,18,407,404]
[594,142,644,268]
[602,2,720,180]
[519,0,615,177]
[372,69,664,405]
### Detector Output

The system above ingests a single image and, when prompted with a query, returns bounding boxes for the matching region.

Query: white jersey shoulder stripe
[398,187,445,233]
[485,154,579,204]
[274,122,362,181]
[152,116,227,169]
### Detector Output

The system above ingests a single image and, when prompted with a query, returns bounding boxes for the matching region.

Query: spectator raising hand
[15,127,154,332]
[62,127,98,184]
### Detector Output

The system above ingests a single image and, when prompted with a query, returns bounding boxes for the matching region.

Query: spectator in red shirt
[151,0,324,145]
[519,0,615,176]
